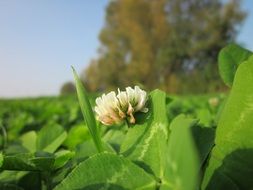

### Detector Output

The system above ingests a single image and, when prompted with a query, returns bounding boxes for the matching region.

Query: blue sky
[0,0,252,98]
[237,0,253,49]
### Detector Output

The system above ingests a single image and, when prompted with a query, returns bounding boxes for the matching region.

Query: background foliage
[81,0,245,94]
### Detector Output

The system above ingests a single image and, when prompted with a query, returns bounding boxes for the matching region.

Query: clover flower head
[94,92,122,125]
[122,86,148,123]
[126,86,148,113]
[94,86,148,125]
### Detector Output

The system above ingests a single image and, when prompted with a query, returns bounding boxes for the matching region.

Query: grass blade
[71,66,103,153]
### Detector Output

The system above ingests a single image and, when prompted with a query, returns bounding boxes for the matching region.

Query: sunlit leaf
[37,124,67,153]
[20,131,37,152]
[218,43,252,87]
[72,67,103,152]
[54,153,156,190]
[63,123,90,149]
[53,150,75,170]
[120,89,169,178]
[161,115,199,190]
[202,55,253,189]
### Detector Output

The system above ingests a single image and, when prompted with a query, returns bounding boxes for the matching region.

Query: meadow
[0,44,252,190]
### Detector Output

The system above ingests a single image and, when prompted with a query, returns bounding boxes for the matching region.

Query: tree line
[61,0,246,95]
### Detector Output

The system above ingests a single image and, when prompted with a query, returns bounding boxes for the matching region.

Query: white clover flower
[94,92,123,125]
[126,86,148,113]
[121,86,148,124]
[94,86,148,125]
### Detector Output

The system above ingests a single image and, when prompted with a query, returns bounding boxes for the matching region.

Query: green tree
[60,81,75,95]
[82,0,246,93]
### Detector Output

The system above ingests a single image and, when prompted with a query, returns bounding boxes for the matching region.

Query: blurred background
[0,0,252,98]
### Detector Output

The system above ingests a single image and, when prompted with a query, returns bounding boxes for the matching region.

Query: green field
[0,93,224,146]
[0,44,253,190]
[0,93,223,190]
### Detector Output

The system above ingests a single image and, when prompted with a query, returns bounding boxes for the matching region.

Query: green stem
[125,119,133,128]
